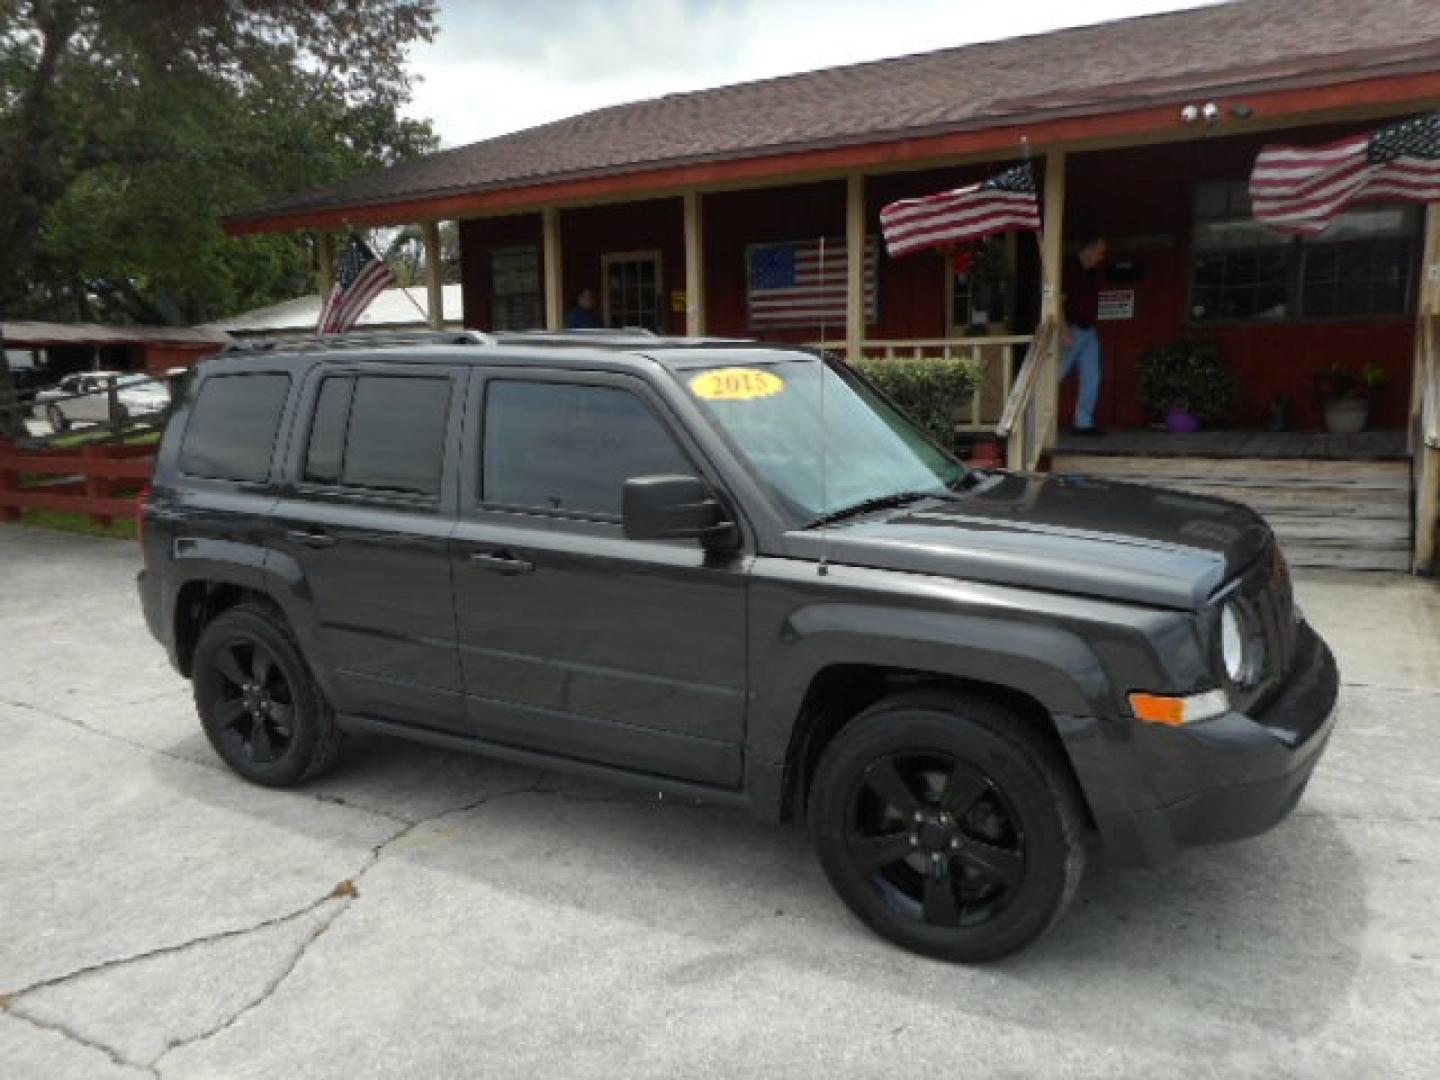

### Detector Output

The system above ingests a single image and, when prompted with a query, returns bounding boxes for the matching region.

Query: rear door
[269,363,468,734]
[450,368,750,786]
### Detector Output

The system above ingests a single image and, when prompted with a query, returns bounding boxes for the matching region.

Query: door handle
[469,550,535,575]
[285,528,336,549]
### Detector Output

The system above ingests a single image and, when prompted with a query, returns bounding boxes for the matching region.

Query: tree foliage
[0,0,439,324]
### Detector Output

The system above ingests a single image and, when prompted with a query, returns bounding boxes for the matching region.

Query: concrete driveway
[1,525,1438,1079]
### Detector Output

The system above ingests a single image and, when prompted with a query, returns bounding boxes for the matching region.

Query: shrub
[855,356,979,451]
[1136,338,1237,423]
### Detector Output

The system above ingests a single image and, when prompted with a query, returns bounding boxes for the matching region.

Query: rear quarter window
[178,373,291,483]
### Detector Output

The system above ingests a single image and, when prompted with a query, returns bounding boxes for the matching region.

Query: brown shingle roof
[229,0,1440,229]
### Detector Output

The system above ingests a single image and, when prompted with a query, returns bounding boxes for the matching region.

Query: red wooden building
[225,0,1440,570]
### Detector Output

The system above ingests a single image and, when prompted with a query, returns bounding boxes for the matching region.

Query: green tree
[0,0,439,324]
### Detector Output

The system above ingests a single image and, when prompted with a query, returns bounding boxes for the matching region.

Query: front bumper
[1083,618,1339,867]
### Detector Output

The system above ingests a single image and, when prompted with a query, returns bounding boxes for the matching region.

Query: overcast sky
[403,0,1225,148]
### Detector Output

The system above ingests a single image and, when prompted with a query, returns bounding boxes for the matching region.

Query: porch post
[1413,202,1440,573]
[317,233,335,297]
[422,220,444,330]
[542,207,563,331]
[1039,149,1067,453]
[684,191,705,337]
[846,173,866,362]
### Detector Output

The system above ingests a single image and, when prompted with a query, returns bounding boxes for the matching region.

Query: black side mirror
[623,475,736,546]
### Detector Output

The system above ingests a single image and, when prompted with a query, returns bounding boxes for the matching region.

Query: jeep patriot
[138,330,1339,960]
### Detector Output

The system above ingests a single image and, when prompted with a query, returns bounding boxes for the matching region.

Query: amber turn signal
[1129,689,1230,726]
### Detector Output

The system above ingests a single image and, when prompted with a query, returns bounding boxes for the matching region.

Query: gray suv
[138,330,1339,961]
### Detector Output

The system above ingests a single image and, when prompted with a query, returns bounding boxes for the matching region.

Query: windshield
[678,353,967,525]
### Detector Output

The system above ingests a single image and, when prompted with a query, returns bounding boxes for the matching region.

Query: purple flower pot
[1165,407,1202,433]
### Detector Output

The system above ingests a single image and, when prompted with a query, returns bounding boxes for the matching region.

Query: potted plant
[1137,339,1237,432]
[1315,361,1384,434]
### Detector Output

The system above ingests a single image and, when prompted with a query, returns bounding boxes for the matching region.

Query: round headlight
[1220,603,1246,683]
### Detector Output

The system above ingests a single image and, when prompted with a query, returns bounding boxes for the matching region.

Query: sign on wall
[1098,289,1135,321]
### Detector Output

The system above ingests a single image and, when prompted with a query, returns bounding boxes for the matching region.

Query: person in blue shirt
[565,287,603,329]
[1060,235,1108,436]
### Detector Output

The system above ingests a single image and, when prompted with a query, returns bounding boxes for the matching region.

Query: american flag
[317,238,396,333]
[879,163,1040,257]
[746,236,878,328]
[1249,112,1440,235]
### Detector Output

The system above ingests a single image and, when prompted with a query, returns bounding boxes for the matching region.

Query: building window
[1189,182,1419,324]
[490,245,542,331]
[602,251,663,331]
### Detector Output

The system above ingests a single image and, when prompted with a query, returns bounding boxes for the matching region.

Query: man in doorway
[565,287,603,329]
[1060,234,1108,436]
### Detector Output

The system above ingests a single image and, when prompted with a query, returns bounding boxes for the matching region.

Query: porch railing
[995,317,1061,471]
[1412,309,1440,573]
[809,335,1032,432]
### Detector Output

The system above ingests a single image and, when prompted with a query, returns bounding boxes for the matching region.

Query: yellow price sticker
[689,367,786,402]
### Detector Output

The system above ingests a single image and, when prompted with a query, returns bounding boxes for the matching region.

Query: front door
[602,250,663,332]
[269,365,468,733]
[450,370,748,787]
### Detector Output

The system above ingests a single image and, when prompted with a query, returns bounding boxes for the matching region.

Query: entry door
[450,372,748,787]
[602,250,663,332]
[269,366,467,733]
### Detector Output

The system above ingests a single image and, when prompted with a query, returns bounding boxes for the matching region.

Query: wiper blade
[805,490,946,529]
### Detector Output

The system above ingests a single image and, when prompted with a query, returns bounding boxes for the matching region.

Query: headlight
[1220,604,1245,682]
[1218,600,1264,687]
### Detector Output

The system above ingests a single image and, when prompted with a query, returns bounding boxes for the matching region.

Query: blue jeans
[1059,325,1101,430]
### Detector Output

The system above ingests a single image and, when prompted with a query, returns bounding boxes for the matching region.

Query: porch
[220,36,1440,572]
[1051,428,1413,571]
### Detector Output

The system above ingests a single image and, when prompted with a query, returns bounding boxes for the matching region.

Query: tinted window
[179,373,291,483]
[304,377,354,484]
[483,381,691,517]
[337,376,450,497]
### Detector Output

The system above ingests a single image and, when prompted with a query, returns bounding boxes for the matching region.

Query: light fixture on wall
[1180,104,1201,125]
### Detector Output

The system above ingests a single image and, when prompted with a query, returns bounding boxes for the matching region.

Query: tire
[192,603,343,787]
[808,689,1086,962]
[46,404,69,432]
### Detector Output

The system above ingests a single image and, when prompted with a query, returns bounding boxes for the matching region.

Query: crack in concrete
[1,773,548,1075]
[147,778,548,1072]
[144,900,348,1070]
[3,1007,160,1079]
[308,789,416,826]
[0,693,220,775]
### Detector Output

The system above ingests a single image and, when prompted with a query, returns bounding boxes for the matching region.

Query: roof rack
[224,330,495,353]
[503,327,657,338]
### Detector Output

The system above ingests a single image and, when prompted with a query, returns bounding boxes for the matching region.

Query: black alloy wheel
[810,690,1086,962]
[193,604,342,786]
[209,635,296,766]
[846,750,1025,929]
[46,404,68,432]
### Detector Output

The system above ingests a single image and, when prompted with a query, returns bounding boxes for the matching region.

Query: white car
[33,372,170,431]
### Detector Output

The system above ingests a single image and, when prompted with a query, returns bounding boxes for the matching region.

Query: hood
[783,471,1273,610]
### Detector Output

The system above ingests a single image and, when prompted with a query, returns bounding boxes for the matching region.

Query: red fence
[0,440,156,527]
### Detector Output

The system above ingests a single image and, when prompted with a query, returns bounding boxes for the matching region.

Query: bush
[1136,338,1236,423]
[855,356,979,451]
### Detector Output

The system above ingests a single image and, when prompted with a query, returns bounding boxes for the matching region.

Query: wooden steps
[1051,453,1412,572]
